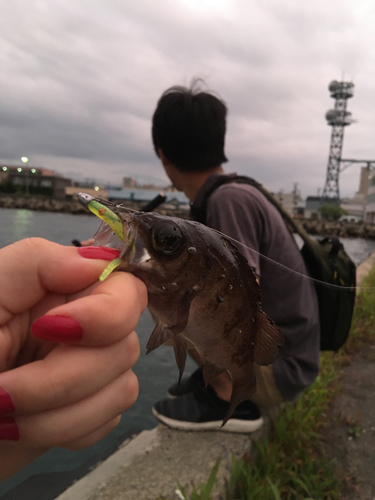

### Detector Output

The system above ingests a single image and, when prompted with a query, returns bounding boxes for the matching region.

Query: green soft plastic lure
[77,193,124,281]
[99,257,122,281]
[80,194,124,241]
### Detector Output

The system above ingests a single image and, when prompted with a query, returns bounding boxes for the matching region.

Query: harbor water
[1,207,375,499]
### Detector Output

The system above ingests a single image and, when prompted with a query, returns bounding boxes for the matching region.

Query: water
[293,233,375,267]
[1,207,375,497]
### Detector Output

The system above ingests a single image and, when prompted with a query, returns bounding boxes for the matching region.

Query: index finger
[0,238,118,321]
[31,271,148,346]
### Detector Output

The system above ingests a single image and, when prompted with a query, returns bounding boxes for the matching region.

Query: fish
[78,193,283,425]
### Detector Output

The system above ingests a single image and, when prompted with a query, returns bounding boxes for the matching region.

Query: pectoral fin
[168,289,197,335]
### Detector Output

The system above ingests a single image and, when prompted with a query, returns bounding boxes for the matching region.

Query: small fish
[78,194,283,425]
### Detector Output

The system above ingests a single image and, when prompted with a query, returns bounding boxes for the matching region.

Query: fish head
[93,209,205,293]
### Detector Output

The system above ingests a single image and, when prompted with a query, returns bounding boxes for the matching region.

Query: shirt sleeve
[206,183,268,277]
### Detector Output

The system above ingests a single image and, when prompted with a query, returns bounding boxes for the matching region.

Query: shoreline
[0,194,190,219]
[1,194,375,239]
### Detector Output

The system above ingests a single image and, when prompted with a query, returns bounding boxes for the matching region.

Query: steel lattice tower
[322,80,354,202]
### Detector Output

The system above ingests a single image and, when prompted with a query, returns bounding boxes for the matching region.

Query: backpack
[190,174,357,351]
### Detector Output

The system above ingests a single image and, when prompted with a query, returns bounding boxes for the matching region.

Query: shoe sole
[152,407,264,433]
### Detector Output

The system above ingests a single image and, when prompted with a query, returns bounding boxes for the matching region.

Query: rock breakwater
[0,195,87,214]
[0,194,190,219]
[1,195,375,239]
[302,219,375,240]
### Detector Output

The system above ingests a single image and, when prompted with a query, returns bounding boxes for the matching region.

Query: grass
[163,267,375,500]
[223,350,341,500]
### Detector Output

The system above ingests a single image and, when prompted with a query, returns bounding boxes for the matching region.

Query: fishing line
[217,231,375,293]
[84,194,375,293]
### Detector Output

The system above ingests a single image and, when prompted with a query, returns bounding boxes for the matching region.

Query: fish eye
[150,222,184,255]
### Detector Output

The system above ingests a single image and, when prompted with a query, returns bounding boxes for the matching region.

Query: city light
[31,169,36,173]
[17,168,22,172]
[2,167,7,171]
[94,186,99,191]
[21,157,29,163]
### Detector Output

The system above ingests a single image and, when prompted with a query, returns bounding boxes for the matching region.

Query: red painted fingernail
[0,417,19,441]
[0,388,15,415]
[31,315,83,342]
[78,247,120,260]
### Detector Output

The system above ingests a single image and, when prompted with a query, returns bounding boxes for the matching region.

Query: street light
[21,157,29,194]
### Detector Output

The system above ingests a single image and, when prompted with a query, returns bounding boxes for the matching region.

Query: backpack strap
[191,174,312,247]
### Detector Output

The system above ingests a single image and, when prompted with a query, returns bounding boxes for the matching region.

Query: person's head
[152,80,228,173]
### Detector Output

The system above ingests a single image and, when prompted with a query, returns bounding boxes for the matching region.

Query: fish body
[84,197,283,423]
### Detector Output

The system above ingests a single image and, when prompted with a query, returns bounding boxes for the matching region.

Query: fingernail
[0,417,19,441]
[31,315,83,342]
[78,247,120,260]
[0,388,15,415]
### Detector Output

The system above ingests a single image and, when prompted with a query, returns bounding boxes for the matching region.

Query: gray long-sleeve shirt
[191,173,320,401]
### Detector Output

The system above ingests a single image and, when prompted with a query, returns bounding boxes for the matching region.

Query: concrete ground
[55,412,276,500]
[54,252,375,500]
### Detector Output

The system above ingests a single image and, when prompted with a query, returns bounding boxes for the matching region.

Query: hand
[71,238,95,247]
[0,238,147,479]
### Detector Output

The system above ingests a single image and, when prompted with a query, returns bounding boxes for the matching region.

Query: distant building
[341,194,365,220]
[271,190,302,216]
[122,177,137,188]
[0,165,71,199]
[65,186,108,200]
[107,188,189,209]
[304,196,322,219]
[339,167,370,220]
[358,167,370,198]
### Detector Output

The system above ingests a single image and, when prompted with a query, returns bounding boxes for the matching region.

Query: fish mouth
[93,214,152,266]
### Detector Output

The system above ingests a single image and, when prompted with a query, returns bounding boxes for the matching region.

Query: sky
[1,0,375,199]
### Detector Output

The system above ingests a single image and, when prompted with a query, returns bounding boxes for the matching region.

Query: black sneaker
[153,382,263,433]
[167,368,205,398]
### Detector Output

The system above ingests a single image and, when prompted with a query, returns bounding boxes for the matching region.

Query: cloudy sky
[1,0,374,198]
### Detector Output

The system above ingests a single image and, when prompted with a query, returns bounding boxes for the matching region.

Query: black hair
[152,80,228,172]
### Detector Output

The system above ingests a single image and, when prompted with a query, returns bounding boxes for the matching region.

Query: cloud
[1,0,374,197]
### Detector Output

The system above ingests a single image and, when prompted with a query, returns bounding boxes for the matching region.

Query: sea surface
[1,207,375,498]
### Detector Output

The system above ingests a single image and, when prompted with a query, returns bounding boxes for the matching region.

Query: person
[150,82,320,433]
[0,237,147,480]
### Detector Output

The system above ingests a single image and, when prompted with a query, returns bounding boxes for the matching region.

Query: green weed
[176,459,220,500]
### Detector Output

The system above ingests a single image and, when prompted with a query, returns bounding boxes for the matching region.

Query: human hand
[0,238,147,479]
[71,238,95,247]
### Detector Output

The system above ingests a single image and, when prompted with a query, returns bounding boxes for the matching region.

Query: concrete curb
[55,409,278,500]
[356,250,375,284]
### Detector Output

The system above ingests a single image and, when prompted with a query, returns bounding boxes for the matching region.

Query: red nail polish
[31,315,83,342]
[0,417,19,441]
[78,247,120,260]
[0,388,15,415]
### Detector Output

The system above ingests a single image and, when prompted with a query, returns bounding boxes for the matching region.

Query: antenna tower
[322,80,355,202]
